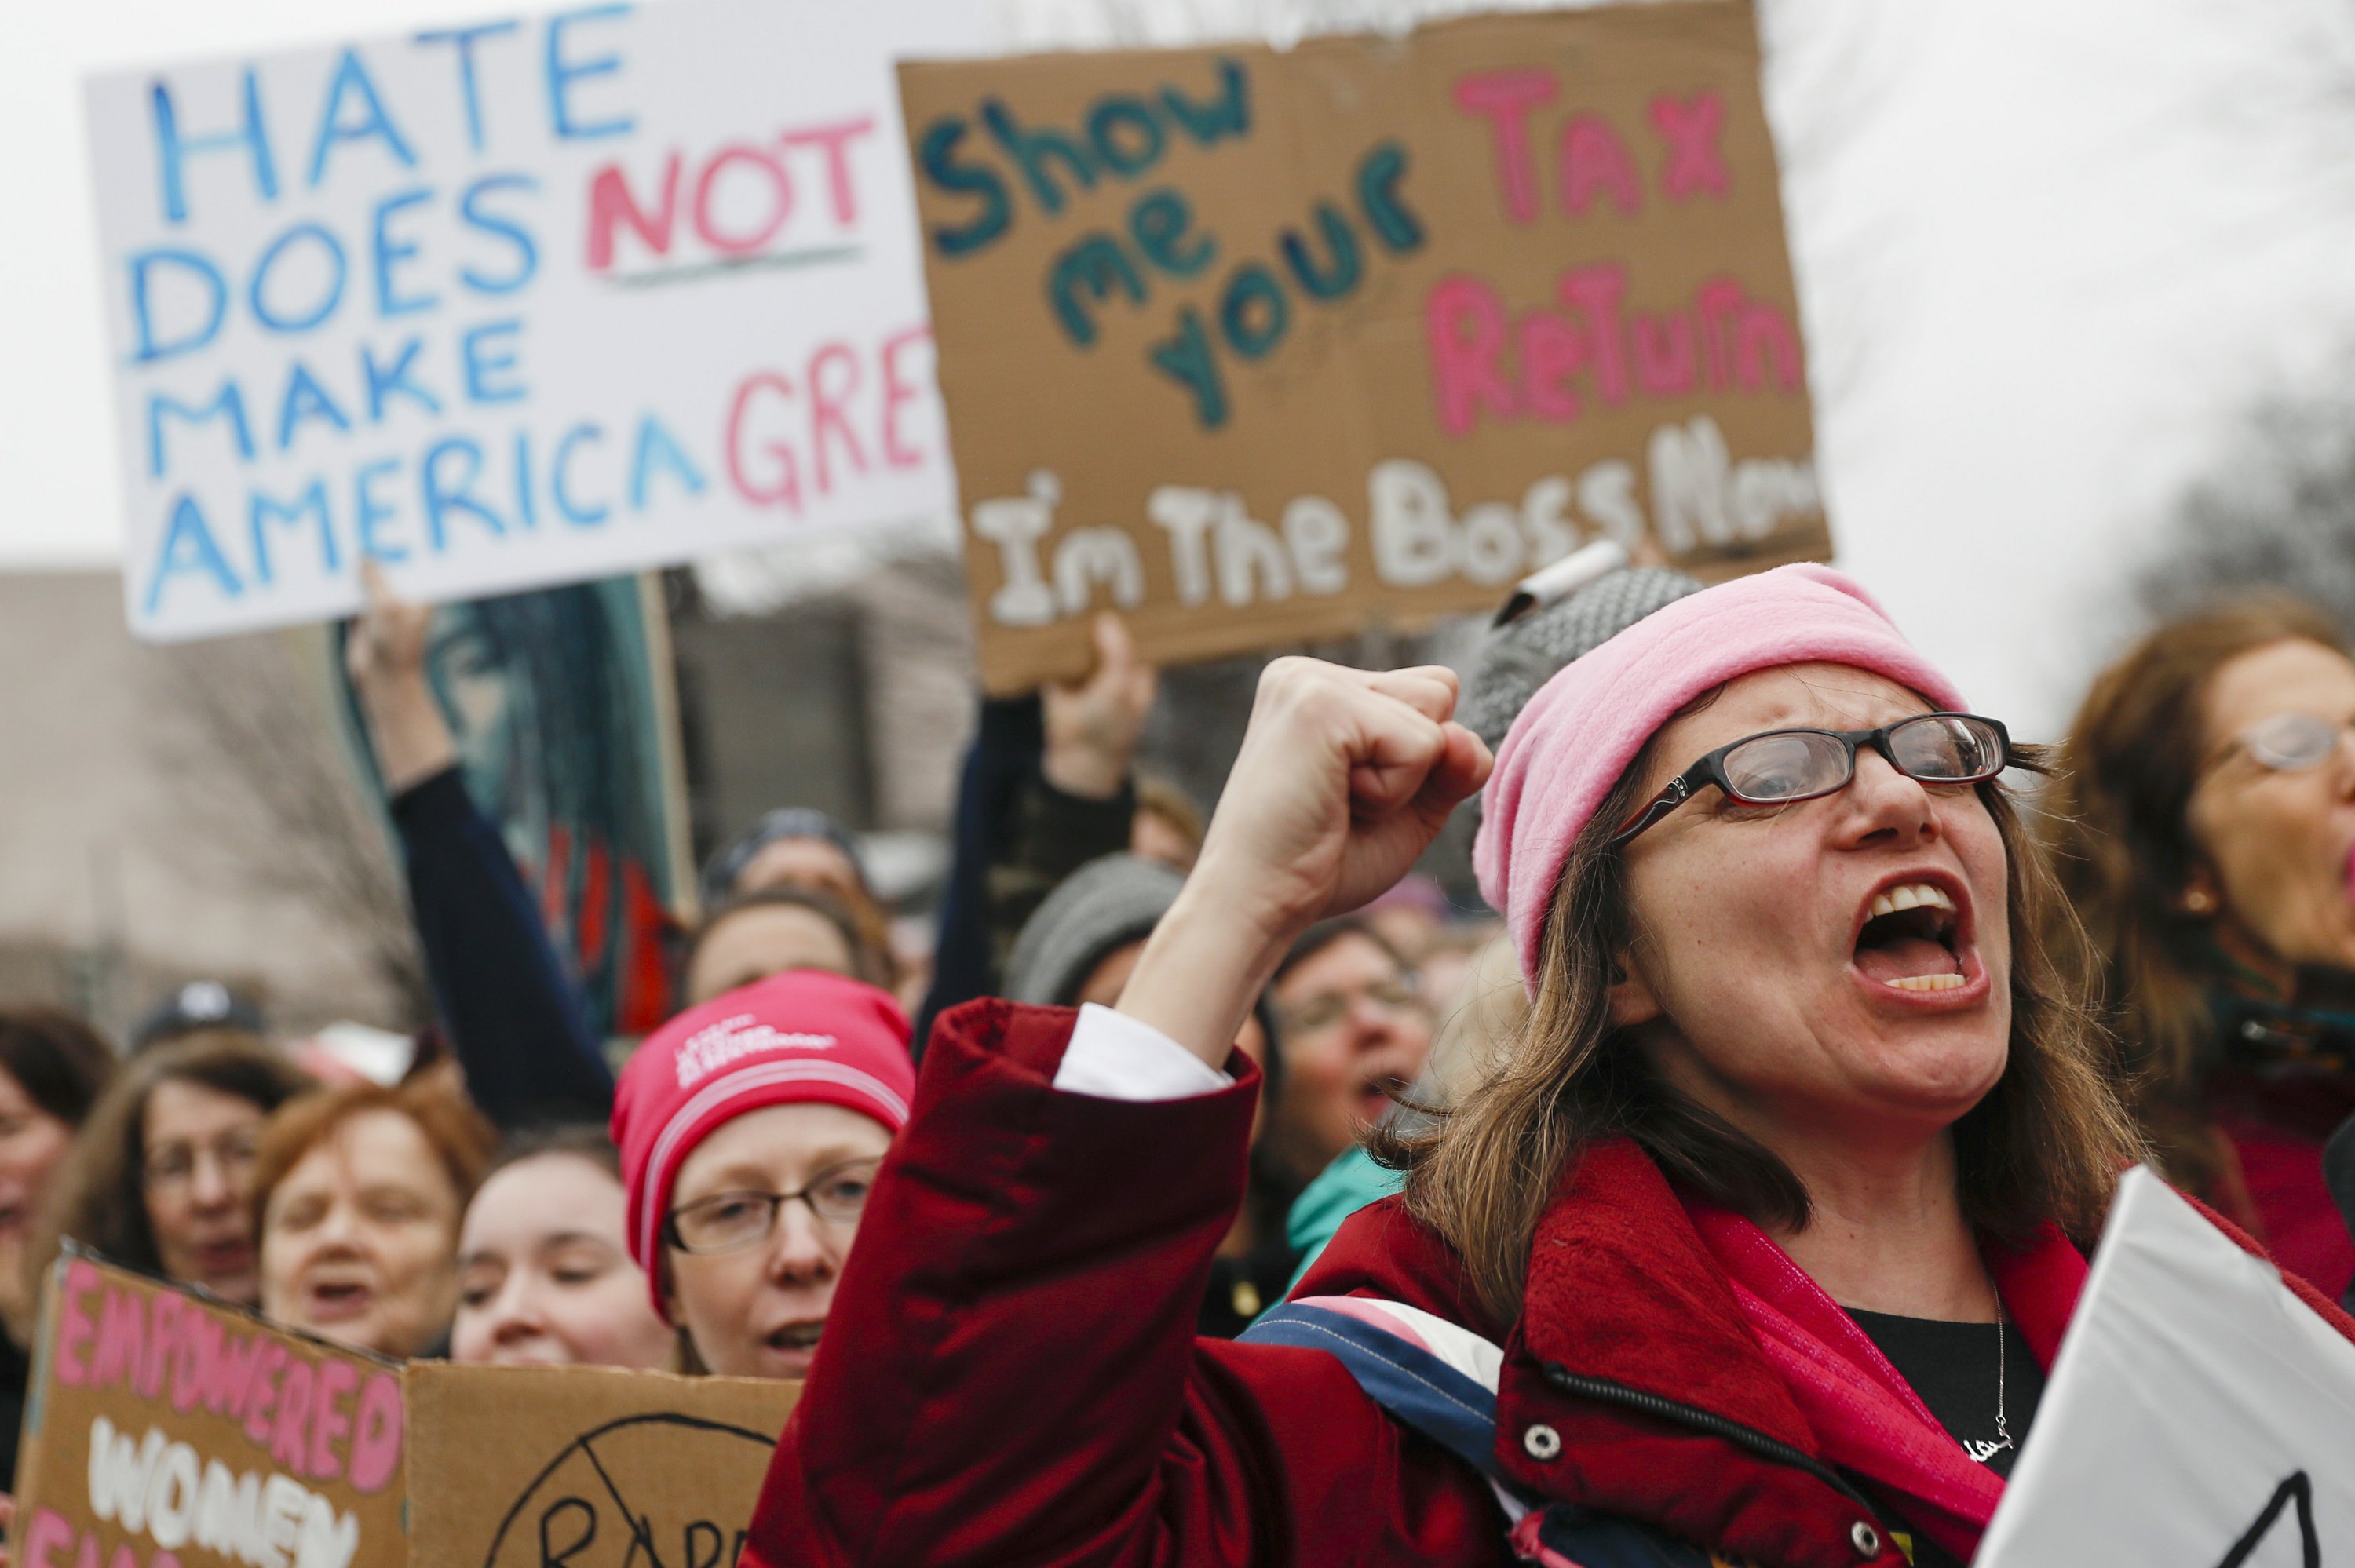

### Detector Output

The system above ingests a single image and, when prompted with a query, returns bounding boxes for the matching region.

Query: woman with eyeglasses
[2052,596,2355,1298]
[33,1032,308,1310]
[1263,920,1433,1183]
[608,969,914,1378]
[741,564,2355,1568]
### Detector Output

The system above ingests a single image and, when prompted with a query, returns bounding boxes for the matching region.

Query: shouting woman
[741,566,2355,1568]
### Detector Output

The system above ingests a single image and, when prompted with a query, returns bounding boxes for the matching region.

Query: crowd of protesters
[2,551,2355,1566]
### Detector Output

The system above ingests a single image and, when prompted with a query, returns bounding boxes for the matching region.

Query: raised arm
[347,565,614,1126]
[984,613,1159,963]
[747,658,1491,1568]
[915,617,1153,1039]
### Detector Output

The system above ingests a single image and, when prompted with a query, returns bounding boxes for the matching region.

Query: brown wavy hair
[2045,596,2346,1193]
[28,1031,309,1304]
[0,1009,114,1129]
[1381,724,2142,1325]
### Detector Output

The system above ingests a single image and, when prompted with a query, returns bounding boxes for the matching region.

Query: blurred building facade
[0,525,1499,1045]
[0,551,999,1041]
[0,572,407,1037]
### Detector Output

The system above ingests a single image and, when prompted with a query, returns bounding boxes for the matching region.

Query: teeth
[1887,974,1966,992]
[1867,882,1956,920]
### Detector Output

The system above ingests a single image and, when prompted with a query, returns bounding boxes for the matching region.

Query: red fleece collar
[1513,1140,1824,1444]
[1302,1136,2355,1566]
[1314,1138,2092,1432]
[1302,1138,2095,1566]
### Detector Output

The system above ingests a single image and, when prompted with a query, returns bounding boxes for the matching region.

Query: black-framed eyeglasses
[662,1158,882,1254]
[1612,713,2014,845]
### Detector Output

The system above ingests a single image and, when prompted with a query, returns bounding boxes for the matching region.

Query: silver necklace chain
[1990,1302,2012,1454]
[1962,1300,2014,1464]
[1952,1300,2015,1464]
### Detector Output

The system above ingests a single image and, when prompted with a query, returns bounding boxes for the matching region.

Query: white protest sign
[86,0,985,642]
[1979,1166,2355,1566]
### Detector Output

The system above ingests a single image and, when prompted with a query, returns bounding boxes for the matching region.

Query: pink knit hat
[612,968,914,1318]
[1473,563,1967,983]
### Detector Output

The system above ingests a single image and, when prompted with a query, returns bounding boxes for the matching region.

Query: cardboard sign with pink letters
[900,0,1829,692]
[13,1249,406,1568]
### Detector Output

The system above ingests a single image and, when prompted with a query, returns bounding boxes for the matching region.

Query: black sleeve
[913,697,1043,1051]
[389,766,615,1127]
[984,767,1137,981]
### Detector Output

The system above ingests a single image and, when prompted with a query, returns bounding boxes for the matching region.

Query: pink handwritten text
[52,1261,402,1493]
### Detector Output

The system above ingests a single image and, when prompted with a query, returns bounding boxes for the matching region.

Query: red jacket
[744,1000,2355,1568]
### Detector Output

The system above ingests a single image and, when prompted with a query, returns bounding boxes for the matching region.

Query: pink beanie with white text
[1472,563,1967,985]
[612,968,914,1319]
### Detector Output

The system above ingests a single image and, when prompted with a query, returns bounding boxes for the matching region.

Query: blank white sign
[1980,1166,2355,1566]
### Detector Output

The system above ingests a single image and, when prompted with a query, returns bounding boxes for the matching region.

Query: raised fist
[1197,658,1491,942]
[1116,658,1490,1067]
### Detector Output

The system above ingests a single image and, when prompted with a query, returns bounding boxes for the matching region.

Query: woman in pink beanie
[747,565,2354,1568]
[611,967,913,1378]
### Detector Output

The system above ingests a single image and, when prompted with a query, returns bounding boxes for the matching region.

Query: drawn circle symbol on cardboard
[480,1411,779,1568]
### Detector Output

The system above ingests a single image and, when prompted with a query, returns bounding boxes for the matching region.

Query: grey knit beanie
[1003,853,1187,1007]
[1458,565,1707,757]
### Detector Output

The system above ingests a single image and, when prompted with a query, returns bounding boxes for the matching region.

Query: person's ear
[659,1256,685,1327]
[1607,943,1663,1028]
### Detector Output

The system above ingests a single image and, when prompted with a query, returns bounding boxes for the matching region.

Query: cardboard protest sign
[14,1249,405,1568]
[403,1362,798,1568]
[1977,1167,2355,1566]
[86,0,986,643]
[900,0,1827,692]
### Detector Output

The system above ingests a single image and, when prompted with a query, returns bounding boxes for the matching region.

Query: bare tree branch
[2139,363,2355,632]
[139,631,431,1029]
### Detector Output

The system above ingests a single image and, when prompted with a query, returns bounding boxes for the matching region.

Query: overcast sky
[11,0,2355,735]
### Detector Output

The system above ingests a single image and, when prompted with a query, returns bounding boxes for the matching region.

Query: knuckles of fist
[1221,659,1492,866]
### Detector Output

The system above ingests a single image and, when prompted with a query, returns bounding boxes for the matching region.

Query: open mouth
[1853,881,1967,994]
[195,1238,254,1274]
[305,1280,374,1322]
[1356,1074,1411,1122]
[765,1321,823,1355]
[193,1234,255,1271]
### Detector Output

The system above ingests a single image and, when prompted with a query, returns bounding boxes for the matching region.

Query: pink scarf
[1681,1202,2087,1565]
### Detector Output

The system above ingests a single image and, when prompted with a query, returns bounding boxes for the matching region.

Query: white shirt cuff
[1052,1003,1233,1101]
